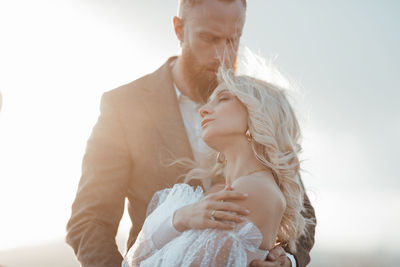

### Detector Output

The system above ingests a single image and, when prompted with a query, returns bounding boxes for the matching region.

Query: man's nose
[214,42,233,66]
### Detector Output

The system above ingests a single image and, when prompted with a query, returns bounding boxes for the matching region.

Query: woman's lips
[201,119,214,128]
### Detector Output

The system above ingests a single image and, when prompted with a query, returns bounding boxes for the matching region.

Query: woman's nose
[199,104,211,118]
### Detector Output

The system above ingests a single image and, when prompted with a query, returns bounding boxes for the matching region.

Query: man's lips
[201,119,214,128]
[206,67,219,73]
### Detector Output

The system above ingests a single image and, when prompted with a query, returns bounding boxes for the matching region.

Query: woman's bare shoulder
[232,173,285,207]
[230,173,286,234]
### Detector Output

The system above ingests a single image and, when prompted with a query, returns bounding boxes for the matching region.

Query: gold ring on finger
[210,210,217,221]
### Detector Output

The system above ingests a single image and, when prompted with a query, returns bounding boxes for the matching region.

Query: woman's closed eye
[217,93,231,102]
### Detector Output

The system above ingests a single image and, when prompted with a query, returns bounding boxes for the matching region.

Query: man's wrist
[285,252,296,267]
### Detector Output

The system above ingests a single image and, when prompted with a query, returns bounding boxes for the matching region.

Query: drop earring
[217,152,226,164]
[245,129,252,142]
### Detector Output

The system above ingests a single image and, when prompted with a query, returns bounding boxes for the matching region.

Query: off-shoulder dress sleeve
[140,219,268,267]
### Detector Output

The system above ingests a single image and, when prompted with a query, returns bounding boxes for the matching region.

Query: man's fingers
[250,260,275,267]
[267,245,286,261]
[250,246,289,267]
[278,255,288,265]
[267,250,276,261]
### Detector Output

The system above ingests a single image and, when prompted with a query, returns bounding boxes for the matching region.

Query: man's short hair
[178,0,247,18]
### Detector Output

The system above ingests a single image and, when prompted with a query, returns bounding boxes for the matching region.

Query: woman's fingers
[209,201,250,216]
[206,189,248,202]
[186,189,251,230]
[212,210,245,223]
[207,219,236,230]
[224,184,233,191]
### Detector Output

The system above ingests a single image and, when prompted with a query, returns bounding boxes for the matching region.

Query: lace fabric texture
[124,183,269,267]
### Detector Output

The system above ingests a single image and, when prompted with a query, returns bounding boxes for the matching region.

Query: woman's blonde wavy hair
[179,68,310,252]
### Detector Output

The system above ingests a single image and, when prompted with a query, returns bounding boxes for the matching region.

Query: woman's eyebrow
[208,89,229,103]
[215,89,229,97]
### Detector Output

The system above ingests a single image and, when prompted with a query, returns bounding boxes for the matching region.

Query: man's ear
[173,16,184,44]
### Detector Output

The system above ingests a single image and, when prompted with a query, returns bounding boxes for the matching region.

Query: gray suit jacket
[66,57,316,267]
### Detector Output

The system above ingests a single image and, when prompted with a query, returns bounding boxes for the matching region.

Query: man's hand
[250,245,291,267]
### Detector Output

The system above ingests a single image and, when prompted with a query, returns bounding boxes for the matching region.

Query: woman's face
[199,83,248,149]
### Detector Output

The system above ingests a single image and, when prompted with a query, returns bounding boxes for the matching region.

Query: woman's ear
[173,16,184,44]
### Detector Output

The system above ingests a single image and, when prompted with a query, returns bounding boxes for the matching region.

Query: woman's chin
[201,138,221,152]
[201,135,216,150]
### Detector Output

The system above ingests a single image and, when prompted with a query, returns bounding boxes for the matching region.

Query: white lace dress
[123,183,269,267]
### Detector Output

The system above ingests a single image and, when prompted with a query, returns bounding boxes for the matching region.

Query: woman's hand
[172,185,250,232]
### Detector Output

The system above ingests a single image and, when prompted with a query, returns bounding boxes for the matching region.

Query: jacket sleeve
[66,91,132,267]
[288,179,316,267]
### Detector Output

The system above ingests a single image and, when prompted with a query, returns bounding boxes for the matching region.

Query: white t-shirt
[173,83,209,163]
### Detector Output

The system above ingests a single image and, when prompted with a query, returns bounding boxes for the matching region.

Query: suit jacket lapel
[142,57,194,170]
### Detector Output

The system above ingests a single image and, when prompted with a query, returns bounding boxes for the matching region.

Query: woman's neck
[222,138,267,185]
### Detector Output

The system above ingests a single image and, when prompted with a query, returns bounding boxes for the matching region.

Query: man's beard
[180,47,219,103]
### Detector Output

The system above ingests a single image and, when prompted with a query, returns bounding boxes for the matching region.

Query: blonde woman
[123,70,311,267]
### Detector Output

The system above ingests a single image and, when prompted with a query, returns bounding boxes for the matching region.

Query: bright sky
[0,0,399,255]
